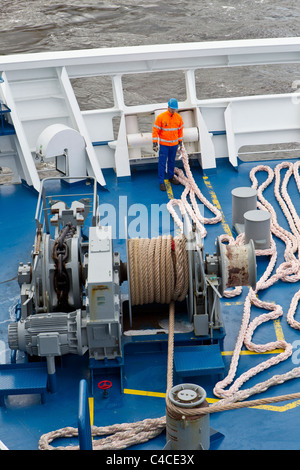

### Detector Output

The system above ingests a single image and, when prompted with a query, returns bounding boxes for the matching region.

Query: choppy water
[1,0,300,101]
[1,0,300,53]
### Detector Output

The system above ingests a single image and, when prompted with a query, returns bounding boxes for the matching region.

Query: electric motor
[8,310,88,357]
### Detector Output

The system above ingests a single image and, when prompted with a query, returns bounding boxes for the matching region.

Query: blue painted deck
[174,344,225,378]
[0,156,300,450]
[0,363,48,406]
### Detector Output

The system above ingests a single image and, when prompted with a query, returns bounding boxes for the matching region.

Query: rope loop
[213,160,300,402]
[167,144,222,238]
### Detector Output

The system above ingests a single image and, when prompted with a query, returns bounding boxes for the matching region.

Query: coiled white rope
[167,144,222,237]
[213,160,300,404]
[38,418,166,450]
[166,151,300,404]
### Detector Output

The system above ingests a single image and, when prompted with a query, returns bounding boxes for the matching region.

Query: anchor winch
[8,176,257,384]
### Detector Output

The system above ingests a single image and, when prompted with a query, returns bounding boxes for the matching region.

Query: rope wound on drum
[127,235,189,306]
[127,143,225,309]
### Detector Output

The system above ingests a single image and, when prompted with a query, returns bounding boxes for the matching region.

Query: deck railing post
[78,379,93,450]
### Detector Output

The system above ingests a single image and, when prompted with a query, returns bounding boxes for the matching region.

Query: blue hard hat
[168,98,178,110]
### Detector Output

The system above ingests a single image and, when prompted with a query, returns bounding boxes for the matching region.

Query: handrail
[78,380,92,451]
[1,38,299,185]
[35,176,98,231]
[1,38,300,77]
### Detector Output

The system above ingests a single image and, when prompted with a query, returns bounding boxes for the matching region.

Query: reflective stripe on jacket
[152,110,183,146]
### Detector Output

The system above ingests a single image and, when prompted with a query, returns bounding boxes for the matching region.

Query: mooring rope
[38,418,166,451]
[165,301,300,421]
[213,160,300,404]
[167,144,222,237]
[38,297,300,450]
[165,159,300,419]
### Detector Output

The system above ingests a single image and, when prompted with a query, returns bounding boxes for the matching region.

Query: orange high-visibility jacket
[152,110,183,146]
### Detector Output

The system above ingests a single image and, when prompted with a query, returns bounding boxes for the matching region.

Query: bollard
[244,209,271,250]
[232,187,257,233]
[165,384,210,450]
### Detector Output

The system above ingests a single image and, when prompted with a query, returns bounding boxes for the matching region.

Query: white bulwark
[0,37,300,189]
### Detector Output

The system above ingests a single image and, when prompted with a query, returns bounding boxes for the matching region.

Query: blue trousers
[158,144,178,184]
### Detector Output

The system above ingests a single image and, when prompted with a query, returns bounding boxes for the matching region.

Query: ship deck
[0,155,300,451]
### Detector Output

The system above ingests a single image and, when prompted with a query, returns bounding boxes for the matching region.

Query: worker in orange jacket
[152,98,183,191]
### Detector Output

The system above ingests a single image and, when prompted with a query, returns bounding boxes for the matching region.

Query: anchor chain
[52,223,76,310]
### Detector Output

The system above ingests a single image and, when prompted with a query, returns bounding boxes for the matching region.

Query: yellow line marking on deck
[206,397,300,412]
[221,349,285,356]
[224,301,244,306]
[202,175,232,237]
[164,178,173,200]
[123,389,299,412]
[123,388,166,398]
[89,397,94,425]
[273,318,285,341]
[89,397,94,439]
[248,400,300,412]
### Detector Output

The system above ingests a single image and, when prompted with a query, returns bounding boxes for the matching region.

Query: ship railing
[1,39,300,187]
[35,176,98,234]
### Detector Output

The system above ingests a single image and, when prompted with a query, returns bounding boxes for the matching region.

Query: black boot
[169,176,180,185]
